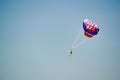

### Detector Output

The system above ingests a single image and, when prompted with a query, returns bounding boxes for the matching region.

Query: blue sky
[0,0,120,80]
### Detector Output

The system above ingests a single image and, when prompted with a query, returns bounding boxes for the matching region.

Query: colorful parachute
[83,19,99,38]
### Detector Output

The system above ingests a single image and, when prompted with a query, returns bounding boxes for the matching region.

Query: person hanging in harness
[67,49,72,56]
[69,49,72,56]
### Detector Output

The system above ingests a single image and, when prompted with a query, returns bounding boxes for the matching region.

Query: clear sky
[0,0,120,80]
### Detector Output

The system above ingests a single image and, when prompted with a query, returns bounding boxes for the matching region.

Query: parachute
[83,19,99,38]
[67,19,100,55]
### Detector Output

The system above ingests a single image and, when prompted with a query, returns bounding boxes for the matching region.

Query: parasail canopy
[83,19,99,38]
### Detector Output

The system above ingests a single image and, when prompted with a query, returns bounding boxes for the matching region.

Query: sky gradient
[1,0,120,80]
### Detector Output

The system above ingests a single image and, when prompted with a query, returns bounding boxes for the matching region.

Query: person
[69,49,72,56]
